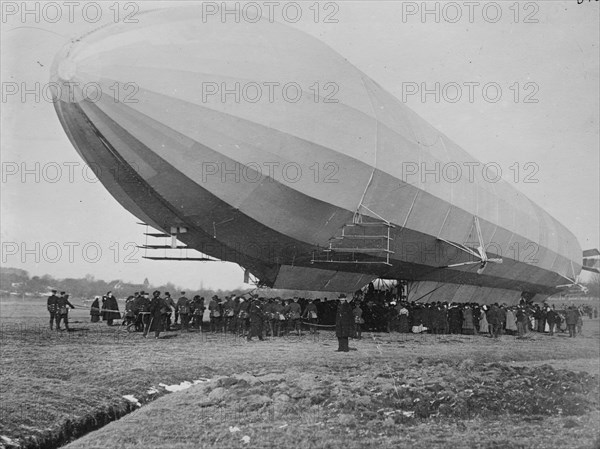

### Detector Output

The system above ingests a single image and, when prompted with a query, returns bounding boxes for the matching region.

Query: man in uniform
[47,289,59,330]
[56,292,75,331]
[288,297,302,336]
[177,291,191,332]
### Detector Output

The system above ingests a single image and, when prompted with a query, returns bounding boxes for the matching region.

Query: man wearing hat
[247,297,265,341]
[47,289,59,330]
[177,291,191,331]
[135,292,151,332]
[288,297,302,336]
[335,294,354,352]
[302,298,318,334]
[148,290,168,338]
[55,292,75,331]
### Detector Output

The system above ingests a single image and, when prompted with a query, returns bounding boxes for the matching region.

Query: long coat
[335,301,354,338]
[149,296,168,332]
[102,295,121,321]
[90,298,100,322]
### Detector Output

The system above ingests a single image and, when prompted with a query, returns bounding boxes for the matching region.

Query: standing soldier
[247,297,265,341]
[335,294,354,352]
[303,298,318,335]
[47,289,59,330]
[56,292,75,331]
[177,292,191,332]
[288,297,302,336]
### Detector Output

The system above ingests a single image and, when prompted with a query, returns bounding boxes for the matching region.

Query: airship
[50,6,596,304]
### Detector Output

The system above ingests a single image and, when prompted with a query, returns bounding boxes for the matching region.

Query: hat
[51,289,57,293]
[181,291,186,295]
[153,290,161,295]
[165,292,171,297]
[60,291,66,295]
[338,293,347,299]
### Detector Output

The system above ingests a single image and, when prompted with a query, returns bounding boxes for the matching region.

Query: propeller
[556,274,588,294]
[439,217,503,274]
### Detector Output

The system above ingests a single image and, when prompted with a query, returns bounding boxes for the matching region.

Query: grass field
[1,296,599,449]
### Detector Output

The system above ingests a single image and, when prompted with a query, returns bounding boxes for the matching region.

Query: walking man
[56,292,75,331]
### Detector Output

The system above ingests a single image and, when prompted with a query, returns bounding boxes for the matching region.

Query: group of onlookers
[75,289,596,341]
[378,300,590,338]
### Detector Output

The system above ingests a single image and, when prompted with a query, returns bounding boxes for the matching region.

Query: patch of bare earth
[1,307,599,448]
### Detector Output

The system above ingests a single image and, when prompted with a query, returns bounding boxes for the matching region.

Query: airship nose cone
[57,58,77,82]
[50,39,83,103]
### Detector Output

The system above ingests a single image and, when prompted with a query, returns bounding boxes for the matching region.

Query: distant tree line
[0,267,247,300]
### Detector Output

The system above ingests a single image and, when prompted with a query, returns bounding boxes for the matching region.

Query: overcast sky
[1,1,598,291]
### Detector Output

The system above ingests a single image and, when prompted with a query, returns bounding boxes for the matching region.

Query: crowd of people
[47,288,595,343]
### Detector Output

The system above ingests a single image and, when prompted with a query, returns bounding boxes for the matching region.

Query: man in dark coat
[247,298,265,341]
[488,303,504,338]
[565,306,579,337]
[148,290,168,338]
[135,292,151,332]
[546,305,559,336]
[47,289,59,330]
[177,292,191,331]
[103,291,120,326]
[335,294,354,352]
[191,296,205,331]
[55,292,75,331]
